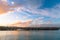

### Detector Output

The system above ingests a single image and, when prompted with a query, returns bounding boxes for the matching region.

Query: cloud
[0,0,60,25]
[11,0,60,24]
[50,4,60,18]
[23,4,60,19]
[0,0,21,14]
[23,4,60,25]
[23,0,44,9]
[1,0,60,19]
[9,19,32,27]
[0,0,43,14]
[29,17,45,26]
[0,0,12,14]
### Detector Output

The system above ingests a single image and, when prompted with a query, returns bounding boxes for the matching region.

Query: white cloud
[11,1,15,5]
[24,4,60,25]
[1,0,60,25]
[23,4,60,18]
[12,3,60,24]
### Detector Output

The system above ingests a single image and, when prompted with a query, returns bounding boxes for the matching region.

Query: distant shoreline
[0,26,59,30]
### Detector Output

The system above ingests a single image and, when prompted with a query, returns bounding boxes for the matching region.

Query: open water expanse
[0,30,60,40]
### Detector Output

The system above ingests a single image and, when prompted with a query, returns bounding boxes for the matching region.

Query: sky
[0,0,60,26]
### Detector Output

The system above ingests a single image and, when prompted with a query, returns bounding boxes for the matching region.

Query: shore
[0,26,59,30]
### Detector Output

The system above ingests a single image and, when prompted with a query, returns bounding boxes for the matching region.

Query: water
[0,30,60,40]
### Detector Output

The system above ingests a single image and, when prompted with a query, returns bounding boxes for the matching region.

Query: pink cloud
[9,19,32,27]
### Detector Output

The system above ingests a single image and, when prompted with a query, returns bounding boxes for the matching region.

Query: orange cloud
[9,20,32,27]
[0,2,23,15]
[0,7,9,14]
[0,1,15,14]
[0,1,8,14]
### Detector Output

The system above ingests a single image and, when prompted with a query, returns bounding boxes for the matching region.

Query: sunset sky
[0,0,60,26]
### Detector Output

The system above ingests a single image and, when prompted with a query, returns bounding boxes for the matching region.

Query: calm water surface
[0,30,60,40]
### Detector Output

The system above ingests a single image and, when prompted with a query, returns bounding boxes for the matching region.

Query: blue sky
[40,0,60,8]
[0,0,60,25]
